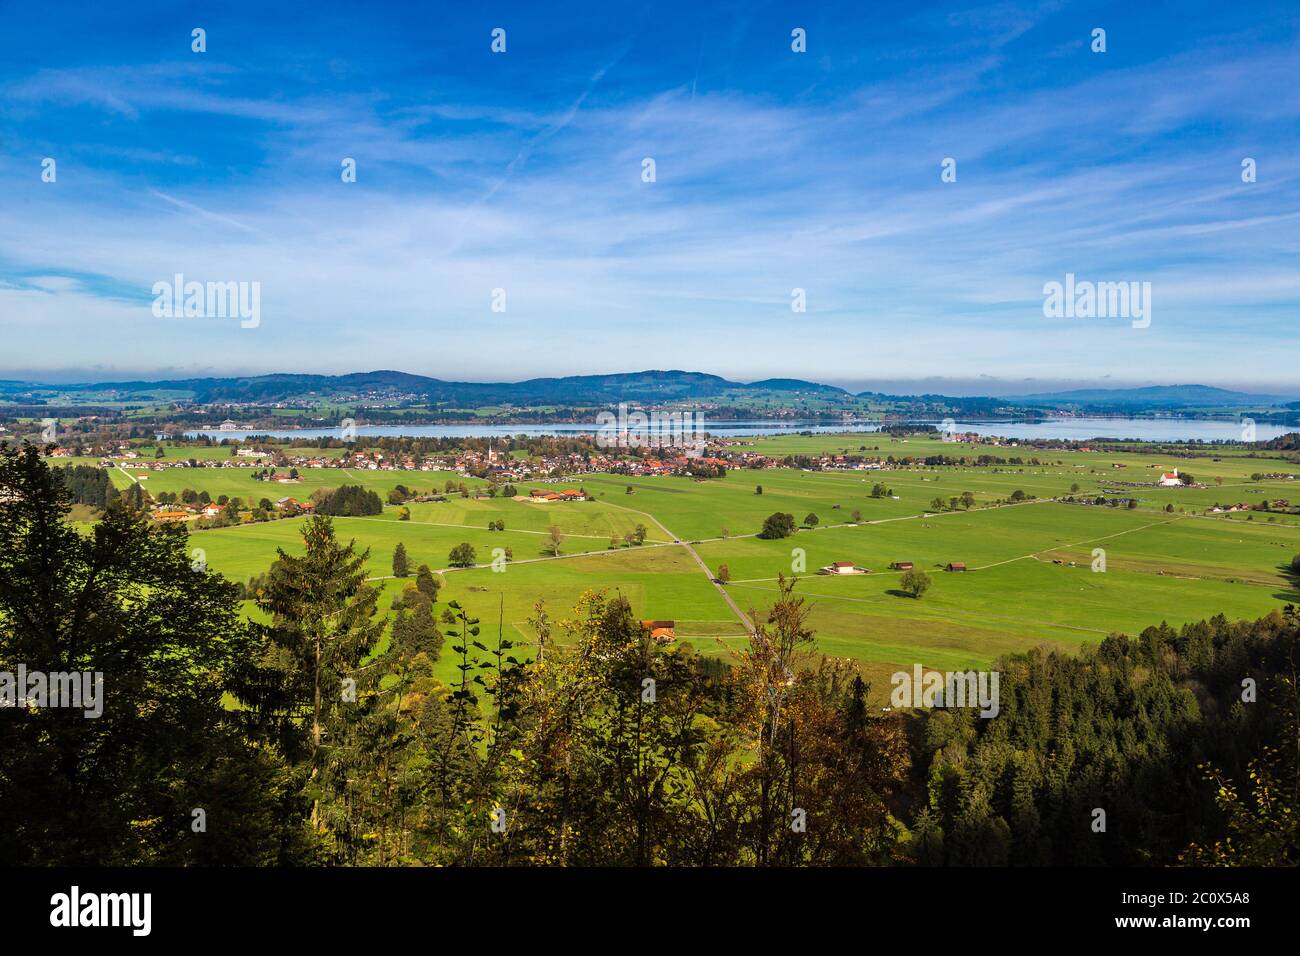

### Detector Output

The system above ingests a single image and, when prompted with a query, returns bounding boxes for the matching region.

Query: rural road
[606,501,757,634]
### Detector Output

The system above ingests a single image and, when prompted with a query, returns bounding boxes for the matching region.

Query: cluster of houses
[943,432,1021,447]
[448,440,716,481]
[819,455,887,471]
[1207,499,1290,514]
[713,449,894,471]
[70,435,1259,503]
[85,433,919,483]
[104,448,440,475]
[150,496,314,523]
[723,450,780,468]
[104,440,729,483]
[94,442,813,483]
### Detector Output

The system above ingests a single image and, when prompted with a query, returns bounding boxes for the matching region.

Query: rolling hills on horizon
[0,370,1295,410]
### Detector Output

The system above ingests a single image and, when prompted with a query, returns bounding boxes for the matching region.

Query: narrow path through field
[970,515,1184,572]
[604,499,757,633]
[369,539,680,580]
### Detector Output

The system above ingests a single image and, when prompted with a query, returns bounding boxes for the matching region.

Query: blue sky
[1,0,1297,394]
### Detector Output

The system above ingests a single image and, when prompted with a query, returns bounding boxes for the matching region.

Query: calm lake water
[187,417,1294,443]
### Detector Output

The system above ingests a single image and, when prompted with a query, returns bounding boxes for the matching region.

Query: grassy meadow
[95,432,1300,700]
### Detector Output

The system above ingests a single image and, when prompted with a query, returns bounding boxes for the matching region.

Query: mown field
[90,433,1300,699]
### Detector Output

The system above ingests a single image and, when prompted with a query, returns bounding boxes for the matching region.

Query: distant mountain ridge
[56,369,851,406]
[1,371,1293,409]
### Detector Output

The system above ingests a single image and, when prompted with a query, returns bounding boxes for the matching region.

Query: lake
[186,416,1295,443]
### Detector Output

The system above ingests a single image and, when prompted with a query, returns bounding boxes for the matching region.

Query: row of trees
[56,464,118,508]
[313,484,384,516]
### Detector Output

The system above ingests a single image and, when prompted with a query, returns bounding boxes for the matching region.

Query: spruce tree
[242,516,387,831]
[415,564,441,602]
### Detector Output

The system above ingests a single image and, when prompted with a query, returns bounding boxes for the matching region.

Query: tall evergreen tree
[240,516,387,833]
[415,564,441,602]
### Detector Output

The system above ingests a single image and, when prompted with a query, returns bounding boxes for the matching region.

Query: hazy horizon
[2,364,1297,400]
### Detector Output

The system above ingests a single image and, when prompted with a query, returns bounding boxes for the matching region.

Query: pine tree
[242,516,387,832]
[415,564,441,602]
[391,592,443,663]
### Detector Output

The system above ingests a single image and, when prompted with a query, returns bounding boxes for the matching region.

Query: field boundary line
[335,515,619,540]
[723,581,1110,637]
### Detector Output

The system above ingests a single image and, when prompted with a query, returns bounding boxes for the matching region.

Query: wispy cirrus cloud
[0,0,1296,390]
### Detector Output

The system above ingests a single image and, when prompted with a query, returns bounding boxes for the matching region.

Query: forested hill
[2,370,1292,415]
[58,369,852,405]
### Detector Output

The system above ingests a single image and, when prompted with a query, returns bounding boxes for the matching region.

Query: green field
[107,433,1300,699]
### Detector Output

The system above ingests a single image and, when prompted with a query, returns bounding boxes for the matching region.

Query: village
[35,427,1300,531]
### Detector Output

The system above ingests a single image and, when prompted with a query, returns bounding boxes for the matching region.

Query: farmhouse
[640,620,676,642]
[152,510,190,523]
[946,562,967,572]
[200,503,222,517]
[528,488,587,502]
[818,560,869,575]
